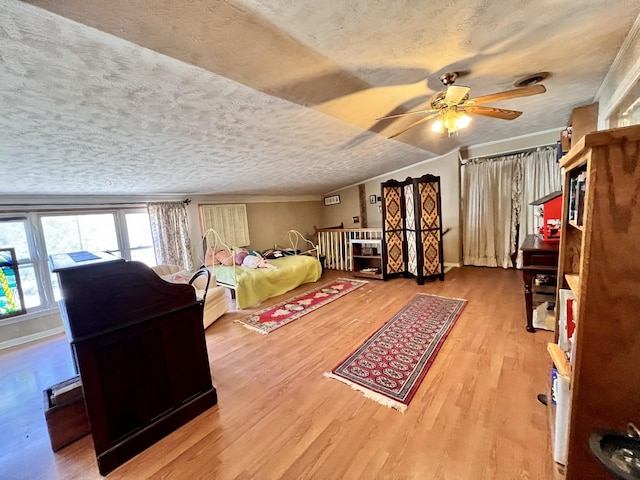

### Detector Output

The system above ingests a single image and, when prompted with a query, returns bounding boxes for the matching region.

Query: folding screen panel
[381,184,405,276]
[418,180,444,278]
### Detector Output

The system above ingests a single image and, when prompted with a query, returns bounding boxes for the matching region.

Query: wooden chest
[43,376,90,451]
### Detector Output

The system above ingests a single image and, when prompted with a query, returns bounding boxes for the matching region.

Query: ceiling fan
[377,72,546,138]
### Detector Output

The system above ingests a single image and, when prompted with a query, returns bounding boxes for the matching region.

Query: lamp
[431,108,472,135]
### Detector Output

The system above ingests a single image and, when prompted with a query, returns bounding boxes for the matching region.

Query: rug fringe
[323,372,407,412]
[416,292,468,303]
[234,320,269,334]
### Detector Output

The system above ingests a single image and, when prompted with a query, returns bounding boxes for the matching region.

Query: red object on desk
[531,191,562,242]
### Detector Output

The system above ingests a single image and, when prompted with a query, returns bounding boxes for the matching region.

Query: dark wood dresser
[50,252,217,475]
[520,234,559,332]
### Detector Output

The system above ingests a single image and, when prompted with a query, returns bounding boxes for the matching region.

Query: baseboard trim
[444,262,461,273]
[0,326,65,351]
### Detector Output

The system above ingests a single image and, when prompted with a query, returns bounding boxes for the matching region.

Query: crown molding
[192,194,323,204]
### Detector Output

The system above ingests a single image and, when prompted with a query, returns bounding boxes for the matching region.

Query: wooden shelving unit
[547,343,570,378]
[548,125,640,479]
[567,220,583,231]
[563,274,580,301]
[351,239,383,280]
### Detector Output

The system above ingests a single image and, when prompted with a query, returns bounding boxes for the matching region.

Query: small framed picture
[324,195,340,206]
[369,195,377,204]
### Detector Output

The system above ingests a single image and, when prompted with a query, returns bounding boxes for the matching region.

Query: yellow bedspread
[212,255,322,309]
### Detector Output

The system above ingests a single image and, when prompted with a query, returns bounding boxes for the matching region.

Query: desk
[49,253,216,475]
[520,234,559,332]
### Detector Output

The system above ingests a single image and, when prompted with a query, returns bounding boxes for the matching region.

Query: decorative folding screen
[381,174,444,284]
[200,204,250,248]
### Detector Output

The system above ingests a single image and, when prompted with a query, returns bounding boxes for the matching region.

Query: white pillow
[160,270,191,284]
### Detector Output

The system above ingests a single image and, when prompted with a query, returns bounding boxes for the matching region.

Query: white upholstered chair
[151,264,228,329]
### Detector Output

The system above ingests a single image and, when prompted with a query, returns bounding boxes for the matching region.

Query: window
[200,204,250,247]
[609,77,640,128]
[0,207,156,319]
[41,213,120,300]
[42,213,120,256]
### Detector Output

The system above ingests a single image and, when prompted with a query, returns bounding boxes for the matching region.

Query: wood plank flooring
[0,267,557,479]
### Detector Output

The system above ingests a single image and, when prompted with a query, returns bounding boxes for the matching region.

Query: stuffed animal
[242,254,277,269]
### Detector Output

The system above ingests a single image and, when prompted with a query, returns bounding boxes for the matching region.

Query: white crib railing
[315,228,383,271]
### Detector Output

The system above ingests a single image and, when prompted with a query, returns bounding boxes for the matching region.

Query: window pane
[15,264,41,309]
[126,213,153,248]
[42,214,118,301]
[0,220,30,260]
[50,271,61,302]
[131,247,156,266]
[42,214,118,254]
[126,213,155,266]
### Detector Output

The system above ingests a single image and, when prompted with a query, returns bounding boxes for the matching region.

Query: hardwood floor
[0,267,558,479]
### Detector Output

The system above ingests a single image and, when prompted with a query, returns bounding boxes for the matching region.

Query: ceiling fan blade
[388,112,440,139]
[469,84,546,105]
[376,108,438,121]
[444,85,470,105]
[468,106,522,120]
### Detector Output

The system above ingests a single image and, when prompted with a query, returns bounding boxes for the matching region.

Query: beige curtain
[462,154,520,267]
[147,202,193,270]
[462,146,561,268]
[516,146,562,266]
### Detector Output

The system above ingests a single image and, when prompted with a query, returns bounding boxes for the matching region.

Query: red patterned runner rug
[235,278,367,334]
[325,293,467,412]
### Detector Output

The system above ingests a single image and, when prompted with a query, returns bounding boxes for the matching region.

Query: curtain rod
[460,143,558,164]
[1,198,191,208]
[147,198,191,204]
[0,202,146,208]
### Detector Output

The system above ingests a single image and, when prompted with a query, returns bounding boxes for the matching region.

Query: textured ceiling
[1,0,638,196]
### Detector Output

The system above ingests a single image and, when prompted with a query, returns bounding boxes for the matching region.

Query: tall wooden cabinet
[550,125,640,479]
[381,174,444,284]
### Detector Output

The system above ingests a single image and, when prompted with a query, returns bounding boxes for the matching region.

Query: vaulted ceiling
[1,0,638,196]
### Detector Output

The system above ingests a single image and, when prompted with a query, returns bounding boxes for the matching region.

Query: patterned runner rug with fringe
[236,278,367,334]
[325,293,467,412]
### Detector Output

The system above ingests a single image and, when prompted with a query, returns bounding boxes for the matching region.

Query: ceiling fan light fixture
[443,110,458,131]
[432,109,471,135]
[457,113,472,129]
